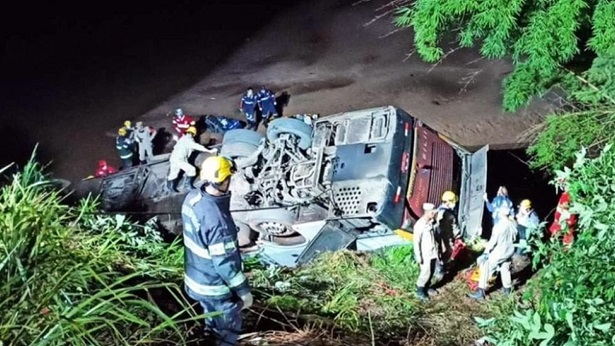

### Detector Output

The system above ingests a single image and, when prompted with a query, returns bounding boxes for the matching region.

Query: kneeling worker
[182,156,253,346]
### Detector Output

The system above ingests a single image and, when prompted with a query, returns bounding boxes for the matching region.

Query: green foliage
[251,247,420,332]
[394,0,615,111]
[485,145,615,345]
[0,158,198,345]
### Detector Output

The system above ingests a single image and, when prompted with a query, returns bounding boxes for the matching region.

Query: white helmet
[175,108,184,117]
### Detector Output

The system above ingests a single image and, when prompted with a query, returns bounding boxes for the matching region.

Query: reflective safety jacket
[436,204,463,241]
[182,189,251,302]
[170,135,208,163]
[115,135,134,159]
[257,89,276,110]
[172,115,195,135]
[240,94,258,113]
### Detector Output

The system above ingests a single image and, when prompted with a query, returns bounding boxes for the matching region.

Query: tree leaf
[594,322,611,332]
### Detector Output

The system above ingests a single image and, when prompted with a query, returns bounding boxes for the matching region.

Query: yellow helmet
[520,199,532,209]
[124,120,132,128]
[200,156,236,183]
[442,190,457,203]
[118,127,127,136]
[185,126,197,136]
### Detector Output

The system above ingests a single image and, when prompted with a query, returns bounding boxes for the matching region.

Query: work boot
[502,287,512,296]
[416,286,429,301]
[468,288,486,300]
[166,179,179,193]
[183,176,196,191]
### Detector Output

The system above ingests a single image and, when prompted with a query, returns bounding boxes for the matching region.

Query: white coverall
[478,217,518,289]
[167,135,209,180]
[134,127,157,162]
[413,217,440,288]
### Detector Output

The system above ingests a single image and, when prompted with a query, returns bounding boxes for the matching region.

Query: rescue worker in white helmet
[436,191,463,263]
[167,126,217,192]
[413,203,441,301]
[182,156,252,345]
[115,127,135,169]
[134,121,157,164]
[469,206,518,299]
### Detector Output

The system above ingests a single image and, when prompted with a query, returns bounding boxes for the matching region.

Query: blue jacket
[181,189,251,302]
[485,195,513,224]
[241,94,258,113]
[115,135,134,159]
[257,89,276,109]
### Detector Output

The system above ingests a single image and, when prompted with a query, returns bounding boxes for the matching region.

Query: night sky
[0,0,301,177]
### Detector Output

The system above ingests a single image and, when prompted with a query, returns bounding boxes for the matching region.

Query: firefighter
[469,206,518,300]
[115,127,135,169]
[170,108,196,142]
[515,199,539,255]
[437,191,463,263]
[257,86,278,127]
[124,120,135,141]
[413,203,440,301]
[549,179,577,247]
[167,126,217,192]
[239,87,258,130]
[483,186,513,225]
[182,156,252,345]
[95,160,117,178]
[134,121,157,164]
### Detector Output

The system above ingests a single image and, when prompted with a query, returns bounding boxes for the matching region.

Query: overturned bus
[80,106,487,267]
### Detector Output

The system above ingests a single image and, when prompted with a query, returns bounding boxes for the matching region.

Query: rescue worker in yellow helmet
[182,156,252,345]
[515,199,539,255]
[436,191,463,263]
[167,126,217,192]
[123,120,135,141]
[115,127,135,169]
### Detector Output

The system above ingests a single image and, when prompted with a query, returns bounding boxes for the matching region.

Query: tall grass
[0,157,200,345]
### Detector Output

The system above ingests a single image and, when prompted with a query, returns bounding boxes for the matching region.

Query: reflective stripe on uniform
[184,275,230,296]
[209,241,237,256]
[182,205,200,234]
[228,271,247,288]
[120,153,133,159]
[184,236,212,259]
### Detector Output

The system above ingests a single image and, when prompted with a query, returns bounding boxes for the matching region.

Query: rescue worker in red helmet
[95,160,117,178]
[182,156,252,345]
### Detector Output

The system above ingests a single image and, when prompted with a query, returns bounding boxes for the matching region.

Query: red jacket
[95,160,118,178]
[172,115,195,135]
[549,191,577,245]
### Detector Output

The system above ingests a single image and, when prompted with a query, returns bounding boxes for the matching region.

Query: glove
[240,292,253,310]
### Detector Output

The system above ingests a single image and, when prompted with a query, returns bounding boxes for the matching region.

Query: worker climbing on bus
[239,87,258,130]
[95,160,117,178]
[134,121,157,164]
[169,108,196,142]
[437,191,464,264]
[515,199,540,255]
[413,203,441,301]
[468,206,518,300]
[167,126,217,193]
[483,186,513,225]
[115,127,135,169]
[257,85,278,127]
[182,156,252,346]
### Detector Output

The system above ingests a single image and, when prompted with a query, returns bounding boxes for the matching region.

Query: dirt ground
[138,0,555,154]
[1,0,557,184]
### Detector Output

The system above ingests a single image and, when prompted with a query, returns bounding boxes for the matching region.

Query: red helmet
[98,160,107,168]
